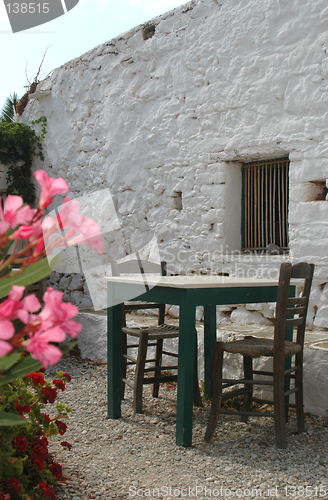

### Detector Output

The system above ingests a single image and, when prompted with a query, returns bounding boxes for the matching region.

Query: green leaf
[0,236,15,262]
[0,356,42,385]
[0,265,12,278]
[0,93,19,123]
[0,352,21,372]
[0,254,63,299]
[0,412,28,426]
[0,341,77,385]
[59,340,77,355]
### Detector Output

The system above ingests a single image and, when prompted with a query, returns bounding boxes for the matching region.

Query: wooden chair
[11,264,44,303]
[204,262,314,449]
[112,259,202,414]
[24,279,44,303]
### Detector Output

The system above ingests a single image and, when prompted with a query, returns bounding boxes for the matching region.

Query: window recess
[241,157,289,252]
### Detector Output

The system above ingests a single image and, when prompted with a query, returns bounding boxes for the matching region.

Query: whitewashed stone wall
[22,0,328,327]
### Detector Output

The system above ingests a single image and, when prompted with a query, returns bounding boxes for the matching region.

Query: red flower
[60,440,72,450]
[12,435,28,453]
[39,483,56,500]
[33,458,45,470]
[41,386,57,404]
[29,436,49,469]
[55,419,67,436]
[15,400,31,414]
[7,477,21,493]
[27,372,45,386]
[52,379,65,391]
[49,462,62,479]
[62,372,71,381]
[32,435,49,450]
[41,413,51,423]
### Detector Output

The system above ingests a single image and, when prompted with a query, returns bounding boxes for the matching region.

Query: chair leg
[193,331,203,407]
[274,358,287,449]
[121,332,128,399]
[152,339,163,398]
[294,353,305,434]
[134,332,148,414]
[204,342,224,442]
[240,355,253,423]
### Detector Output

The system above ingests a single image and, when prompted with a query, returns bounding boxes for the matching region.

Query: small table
[106,275,293,447]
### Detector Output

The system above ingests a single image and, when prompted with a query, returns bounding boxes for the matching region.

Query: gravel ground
[46,356,328,500]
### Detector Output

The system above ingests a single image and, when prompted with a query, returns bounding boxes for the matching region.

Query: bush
[0,371,72,500]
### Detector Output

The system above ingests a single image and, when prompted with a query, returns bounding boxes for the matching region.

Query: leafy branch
[0,119,47,206]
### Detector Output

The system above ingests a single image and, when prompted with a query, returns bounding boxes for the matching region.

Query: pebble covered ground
[46,356,328,500]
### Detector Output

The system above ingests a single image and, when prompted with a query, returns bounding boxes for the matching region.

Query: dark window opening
[242,157,289,251]
[173,191,182,211]
[304,180,328,201]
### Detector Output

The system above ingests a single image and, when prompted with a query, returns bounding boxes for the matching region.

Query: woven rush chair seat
[221,335,302,358]
[112,259,202,414]
[122,323,181,340]
[204,262,314,449]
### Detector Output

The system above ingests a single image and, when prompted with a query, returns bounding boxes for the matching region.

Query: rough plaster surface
[21,0,328,326]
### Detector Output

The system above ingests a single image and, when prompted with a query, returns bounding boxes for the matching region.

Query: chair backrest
[274,262,314,355]
[112,259,166,276]
[112,260,167,326]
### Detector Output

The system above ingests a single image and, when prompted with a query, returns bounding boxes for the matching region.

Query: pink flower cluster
[0,286,40,355]
[2,170,103,261]
[0,285,81,366]
[0,170,103,368]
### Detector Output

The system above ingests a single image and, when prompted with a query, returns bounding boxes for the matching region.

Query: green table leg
[176,292,196,447]
[204,305,217,396]
[107,283,122,419]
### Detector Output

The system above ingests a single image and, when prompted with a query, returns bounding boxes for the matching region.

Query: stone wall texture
[22,0,328,327]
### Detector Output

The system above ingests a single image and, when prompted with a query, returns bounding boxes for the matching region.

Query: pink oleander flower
[25,326,66,367]
[11,216,43,241]
[0,319,15,356]
[0,170,104,369]
[0,285,41,324]
[55,197,103,254]
[34,170,69,210]
[0,195,34,233]
[0,286,41,356]
[38,287,82,338]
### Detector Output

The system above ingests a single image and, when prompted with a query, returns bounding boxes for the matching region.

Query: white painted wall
[22,0,328,327]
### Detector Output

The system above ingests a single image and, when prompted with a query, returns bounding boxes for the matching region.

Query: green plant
[1,94,20,123]
[199,380,211,402]
[30,117,47,145]
[0,121,46,206]
[0,370,72,499]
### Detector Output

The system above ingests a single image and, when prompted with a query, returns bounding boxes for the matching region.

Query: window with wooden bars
[241,157,289,251]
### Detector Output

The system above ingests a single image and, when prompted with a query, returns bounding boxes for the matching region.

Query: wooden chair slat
[286,317,304,326]
[287,297,307,305]
[286,306,306,315]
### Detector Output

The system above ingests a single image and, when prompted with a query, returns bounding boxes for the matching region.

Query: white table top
[104,275,285,289]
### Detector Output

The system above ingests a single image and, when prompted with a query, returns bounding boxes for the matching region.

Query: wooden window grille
[242,157,289,251]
